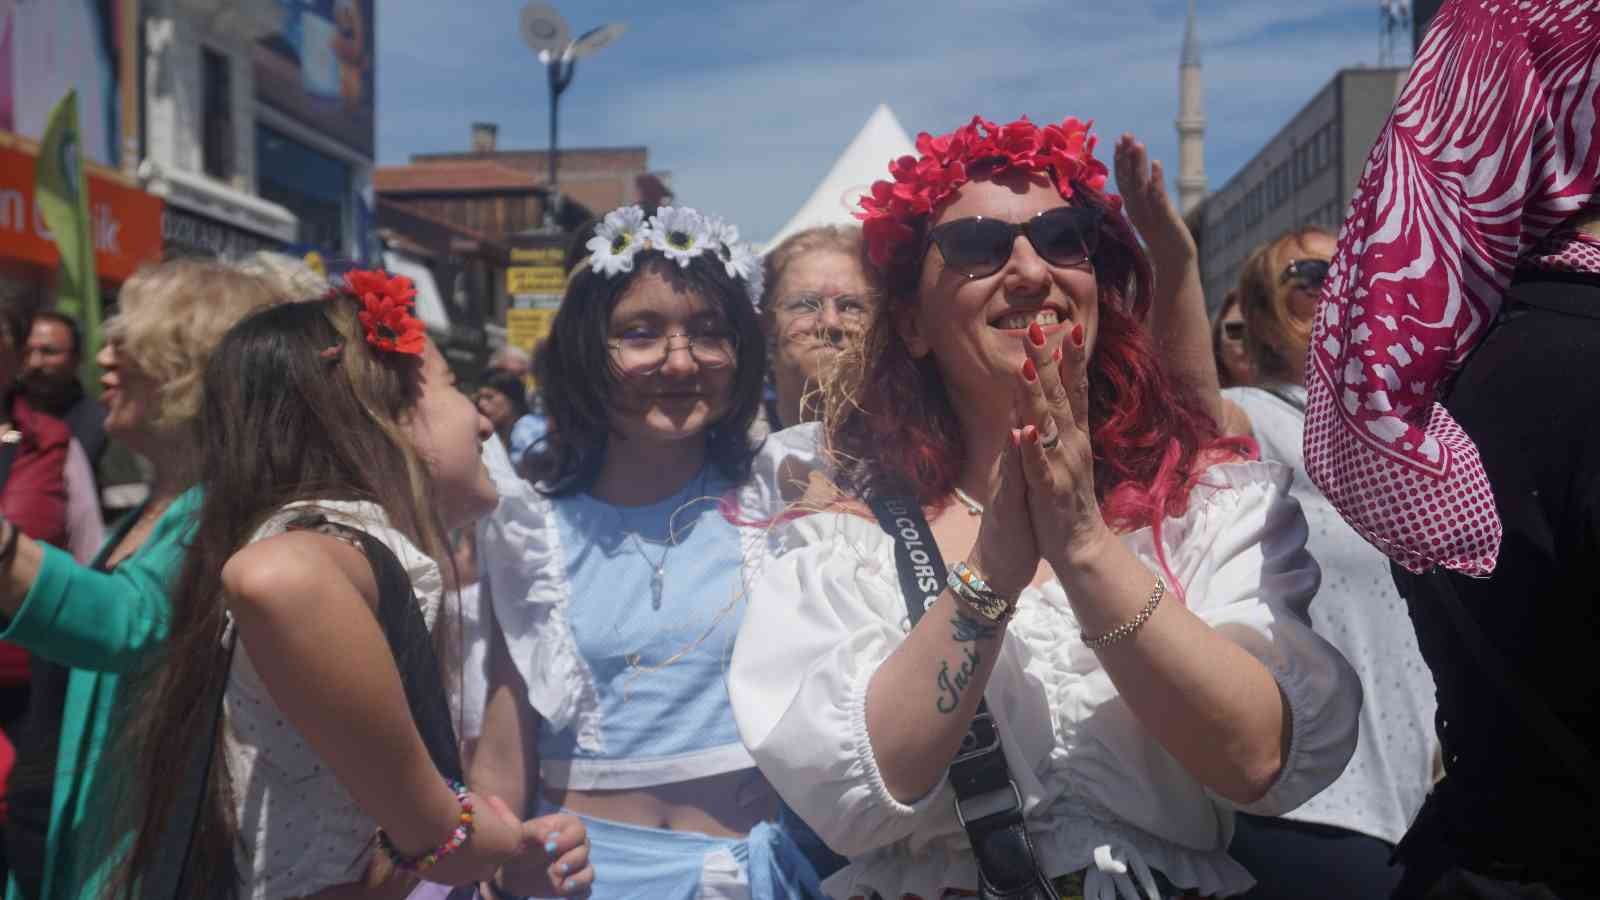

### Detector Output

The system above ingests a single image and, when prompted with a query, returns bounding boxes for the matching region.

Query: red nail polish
[1052,346,1063,363]
[1010,428,1023,448]
[1022,359,1037,382]
[1071,323,1085,347]
[1027,321,1046,347]
[1025,425,1039,444]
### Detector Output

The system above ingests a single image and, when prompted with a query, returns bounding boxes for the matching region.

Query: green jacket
[2,489,201,900]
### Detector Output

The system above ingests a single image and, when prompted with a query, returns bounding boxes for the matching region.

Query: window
[201,48,234,180]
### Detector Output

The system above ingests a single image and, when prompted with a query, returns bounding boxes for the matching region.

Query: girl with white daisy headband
[468,205,823,899]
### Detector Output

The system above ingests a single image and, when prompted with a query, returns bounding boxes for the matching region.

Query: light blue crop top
[537,469,755,788]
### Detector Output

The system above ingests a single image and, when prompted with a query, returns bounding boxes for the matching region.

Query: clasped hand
[969,320,1110,597]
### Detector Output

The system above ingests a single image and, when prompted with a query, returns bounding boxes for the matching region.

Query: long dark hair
[108,299,453,900]
[525,251,767,495]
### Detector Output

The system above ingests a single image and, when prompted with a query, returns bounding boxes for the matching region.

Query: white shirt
[728,459,1363,899]
[223,500,446,900]
[1226,384,1439,844]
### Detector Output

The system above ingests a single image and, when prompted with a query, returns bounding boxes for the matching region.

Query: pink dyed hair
[826,178,1253,570]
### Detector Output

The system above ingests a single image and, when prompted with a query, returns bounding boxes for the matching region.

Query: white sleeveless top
[222,500,446,900]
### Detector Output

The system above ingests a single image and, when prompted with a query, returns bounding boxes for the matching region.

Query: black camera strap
[867,494,1056,900]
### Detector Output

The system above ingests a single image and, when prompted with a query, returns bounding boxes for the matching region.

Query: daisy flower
[643,206,710,268]
[586,205,647,277]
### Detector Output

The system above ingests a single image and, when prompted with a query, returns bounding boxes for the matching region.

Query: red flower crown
[343,269,426,357]
[855,115,1115,268]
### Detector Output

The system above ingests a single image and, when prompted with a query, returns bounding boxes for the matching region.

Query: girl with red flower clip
[106,285,595,900]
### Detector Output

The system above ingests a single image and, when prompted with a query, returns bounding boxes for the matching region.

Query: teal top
[1,488,201,900]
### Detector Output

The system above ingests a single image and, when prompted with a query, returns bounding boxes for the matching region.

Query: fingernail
[564,878,577,892]
[1010,428,1022,448]
[559,863,571,876]
[1027,321,1046,346]
[1071,323,1084,347]
[546,830,561,843]
[1022,359,1037,382]
[1024,425,1038,443]
[1052,346,1063,363]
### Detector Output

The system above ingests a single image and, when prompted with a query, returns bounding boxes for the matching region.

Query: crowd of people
[0,0,1590,898]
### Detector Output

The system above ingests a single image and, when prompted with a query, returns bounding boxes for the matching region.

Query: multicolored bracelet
[376,779,475,874]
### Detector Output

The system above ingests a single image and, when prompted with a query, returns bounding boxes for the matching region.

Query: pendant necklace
[952,485,985,516]
[620,472,702,611]
[627,529,673,611]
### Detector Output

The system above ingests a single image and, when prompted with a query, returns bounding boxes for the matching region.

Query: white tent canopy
[764,104,916,251]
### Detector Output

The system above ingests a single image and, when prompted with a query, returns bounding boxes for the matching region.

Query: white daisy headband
[584,205,765,307]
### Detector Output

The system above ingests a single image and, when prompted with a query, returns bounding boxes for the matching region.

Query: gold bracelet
[1081,572,1165,650]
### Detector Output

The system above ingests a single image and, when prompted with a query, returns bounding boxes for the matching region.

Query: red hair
[826,179,1252,546]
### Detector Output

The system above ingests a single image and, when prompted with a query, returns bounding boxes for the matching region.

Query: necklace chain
[617,472,704,611]
[952,485,985,516]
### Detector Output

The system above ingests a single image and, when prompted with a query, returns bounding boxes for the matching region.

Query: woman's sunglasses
[924,206,1103,279]
[1280,258,1330,291]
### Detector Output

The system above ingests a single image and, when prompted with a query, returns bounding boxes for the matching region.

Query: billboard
[0,0,121,165]
[254,0,375,158]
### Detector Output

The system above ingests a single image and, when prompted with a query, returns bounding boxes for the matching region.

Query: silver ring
[1040,431,1061,450]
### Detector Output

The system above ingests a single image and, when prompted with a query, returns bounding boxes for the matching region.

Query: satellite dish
[570,22,627,59]
[521,2,570,55]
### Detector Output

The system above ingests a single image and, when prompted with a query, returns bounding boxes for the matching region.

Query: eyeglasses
[1279,258,1330,291]
[924,206,1102,279]
[775,293,871,323]
[607,330,738,376]
[1222,321,1246,342]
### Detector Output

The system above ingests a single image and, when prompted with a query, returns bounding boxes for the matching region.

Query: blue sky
[377,1,1409,243]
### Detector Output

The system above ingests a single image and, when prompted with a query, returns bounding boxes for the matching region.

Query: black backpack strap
[151,514,462,899]
[865,494,1055,900]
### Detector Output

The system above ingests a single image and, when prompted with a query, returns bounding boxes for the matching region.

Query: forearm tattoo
[936,612,997,714]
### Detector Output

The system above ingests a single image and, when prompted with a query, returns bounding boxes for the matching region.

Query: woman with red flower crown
[101,273,594,900]
[724,114,1363,899]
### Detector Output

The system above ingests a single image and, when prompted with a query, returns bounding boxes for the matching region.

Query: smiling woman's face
[901,170,1100,414]
[605,268,736,449]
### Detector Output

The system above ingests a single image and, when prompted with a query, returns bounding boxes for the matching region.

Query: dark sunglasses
[1280,258,1330,290]
[924,206,1103,279]
[1222,321,1246,341]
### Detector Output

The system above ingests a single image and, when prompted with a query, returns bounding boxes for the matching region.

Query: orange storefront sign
[0,143,163,282]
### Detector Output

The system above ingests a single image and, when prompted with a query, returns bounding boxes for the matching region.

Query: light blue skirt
[539,797,824,899]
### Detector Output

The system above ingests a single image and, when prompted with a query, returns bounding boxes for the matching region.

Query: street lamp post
[520,4,626,230]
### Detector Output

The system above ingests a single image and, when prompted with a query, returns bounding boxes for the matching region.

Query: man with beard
[22,313,104,562]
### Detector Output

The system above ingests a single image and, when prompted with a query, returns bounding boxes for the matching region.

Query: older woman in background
[1221,226,1438,899]
[760,226,876,430]
[0,260,284,900]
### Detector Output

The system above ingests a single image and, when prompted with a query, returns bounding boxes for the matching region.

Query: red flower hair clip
[855,115,1115,268]
[343,269,426,357]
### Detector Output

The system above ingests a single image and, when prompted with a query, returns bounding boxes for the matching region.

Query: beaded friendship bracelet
[377,779,475,874]
[1081,572,1166,650]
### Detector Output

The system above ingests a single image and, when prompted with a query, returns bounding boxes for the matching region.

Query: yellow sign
[510,247,563,264]
[506,308,556,354]
[507,265,566,296]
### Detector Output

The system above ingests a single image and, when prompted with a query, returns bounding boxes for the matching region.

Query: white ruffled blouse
[727,460,1363,899]
[473,425,822,774]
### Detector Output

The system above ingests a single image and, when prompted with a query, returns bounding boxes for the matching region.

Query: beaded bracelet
[377,779,475,874]
[1081,572,1166,650]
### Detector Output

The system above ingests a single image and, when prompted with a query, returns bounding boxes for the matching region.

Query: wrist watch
[948,560,1018,622]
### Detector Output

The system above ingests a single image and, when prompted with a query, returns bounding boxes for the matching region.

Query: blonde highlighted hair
[106,259,283,429]
[759,224,873,318]
[1234,226,1333,382]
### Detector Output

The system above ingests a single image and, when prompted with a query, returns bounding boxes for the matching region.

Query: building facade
[376,123,669,361]
[1190,67,1408,311]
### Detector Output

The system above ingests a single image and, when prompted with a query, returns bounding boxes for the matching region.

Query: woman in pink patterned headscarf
[1305,0,1600,895]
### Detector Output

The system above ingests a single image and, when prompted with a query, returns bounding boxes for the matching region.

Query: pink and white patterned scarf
[1304,0,1600,576]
